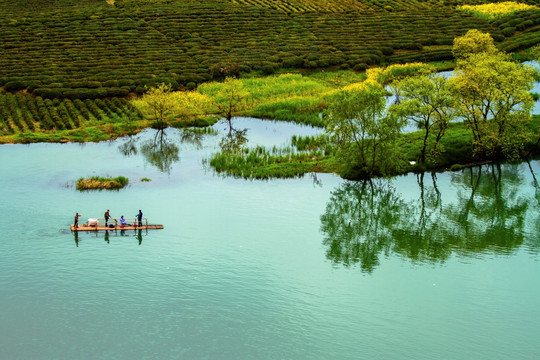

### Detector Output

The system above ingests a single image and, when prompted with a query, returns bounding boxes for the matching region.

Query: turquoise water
[1,118,539,359]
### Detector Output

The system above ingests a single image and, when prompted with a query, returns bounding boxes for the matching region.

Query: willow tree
[391,74,457,165]
[325,83,405,178]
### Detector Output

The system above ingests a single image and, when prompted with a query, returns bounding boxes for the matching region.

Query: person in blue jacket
[136,210,143,227]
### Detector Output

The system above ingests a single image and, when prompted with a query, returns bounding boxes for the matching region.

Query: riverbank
[209,115,540,180]
[0,62,457,144]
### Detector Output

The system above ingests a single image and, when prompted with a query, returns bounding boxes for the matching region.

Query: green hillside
[0,0,539,97]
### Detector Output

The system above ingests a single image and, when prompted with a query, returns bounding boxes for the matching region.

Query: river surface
[0,118,539,360]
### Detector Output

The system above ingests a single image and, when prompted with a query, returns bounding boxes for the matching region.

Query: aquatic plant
[76,176,129,191]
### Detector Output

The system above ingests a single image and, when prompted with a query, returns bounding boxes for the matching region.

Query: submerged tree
[320,180,406,272]
[118,136,139,157]
[320,163,536,272]
[325,83,405,178]
[391,73,457,165]
[442,164,530,252]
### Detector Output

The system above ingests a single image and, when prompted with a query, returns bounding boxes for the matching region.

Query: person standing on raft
[104,209,111,227]
[74,212,81,229]
[136,210,143,227]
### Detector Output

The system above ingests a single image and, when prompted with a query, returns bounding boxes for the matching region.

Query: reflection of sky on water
[524,61,540,115]
[216,116,323,148]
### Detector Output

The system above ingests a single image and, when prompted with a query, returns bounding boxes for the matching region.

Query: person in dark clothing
[104,209,111,227]
[74,212,80,229]
[137,210,143,227]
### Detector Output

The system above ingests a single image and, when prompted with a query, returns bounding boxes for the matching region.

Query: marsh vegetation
[76,176,129,191]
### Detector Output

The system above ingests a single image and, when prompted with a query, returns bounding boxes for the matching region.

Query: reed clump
[76,176,129,191]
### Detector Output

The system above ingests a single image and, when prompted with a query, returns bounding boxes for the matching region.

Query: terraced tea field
[0,92,143,138]
[1,0,538,97]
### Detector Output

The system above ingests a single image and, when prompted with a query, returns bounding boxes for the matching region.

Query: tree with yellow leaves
[452,29,499,60]
[137,83,179,130]
[211,77,249,134]
[450,31,535,160]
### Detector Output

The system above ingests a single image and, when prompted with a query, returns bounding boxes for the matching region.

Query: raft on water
[70,217,163,231]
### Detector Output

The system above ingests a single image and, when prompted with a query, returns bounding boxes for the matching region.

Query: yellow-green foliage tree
[137,83,179,130]
[452,29,499,60]
[451,31,535,160]
[134,84,212,129]
[211,77,249,134]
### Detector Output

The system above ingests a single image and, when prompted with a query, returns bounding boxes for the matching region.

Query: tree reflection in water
[118,135,139,157]
[320,180,405,272]
[321,163,540,273]
[139,129,180,174]
[119,128,220,173]
[180,128,206,149]
[219,128,248,154]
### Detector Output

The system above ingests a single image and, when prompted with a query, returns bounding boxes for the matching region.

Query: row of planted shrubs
[0,92,143,134]
[1,0,539,96]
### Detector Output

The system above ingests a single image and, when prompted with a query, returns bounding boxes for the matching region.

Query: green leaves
[451,42,535,160]
[325,84,405,178]
[390,73,457,164]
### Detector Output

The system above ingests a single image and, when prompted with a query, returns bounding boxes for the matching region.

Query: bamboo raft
[70,217,163,232]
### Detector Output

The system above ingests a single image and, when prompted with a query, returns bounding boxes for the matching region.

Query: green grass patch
[247,97,326,127]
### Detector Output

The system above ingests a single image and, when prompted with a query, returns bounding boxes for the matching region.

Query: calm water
[1,118,539,360]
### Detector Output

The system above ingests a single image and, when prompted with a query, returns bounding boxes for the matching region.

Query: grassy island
[76,176,129,191]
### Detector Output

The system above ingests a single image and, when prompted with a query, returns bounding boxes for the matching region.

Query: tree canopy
[452,29,499,60]
[325,83,405,178]
[391,73,457,165]
[451,40,535,160]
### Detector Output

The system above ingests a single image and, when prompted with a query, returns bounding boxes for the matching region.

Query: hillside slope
[0,0,538,97]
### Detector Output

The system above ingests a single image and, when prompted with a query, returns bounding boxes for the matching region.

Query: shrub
[106,87,129,97]
[282,56,304,68]
[352,63,368,71]
[381,47,394,56]
[4,80,27,91]
[33,88,64,99]
[261,64,277,75]
[502,27,515,37]
[239,65,252,73]
[103,80,119,87]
